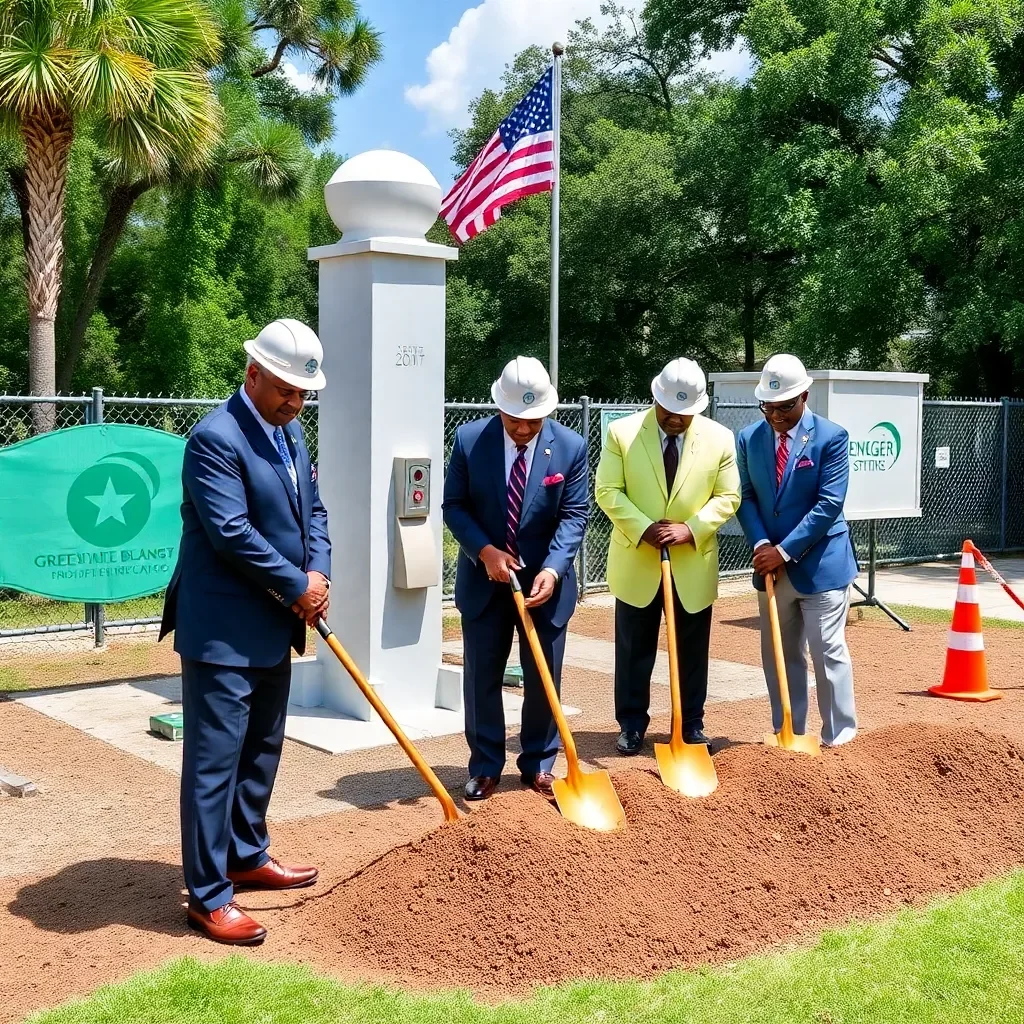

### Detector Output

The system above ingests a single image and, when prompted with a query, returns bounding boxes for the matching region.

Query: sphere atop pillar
[325,150,443,243]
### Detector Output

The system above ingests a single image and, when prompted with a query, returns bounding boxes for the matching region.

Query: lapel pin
[544,448,551,457]
[801,435,809,444]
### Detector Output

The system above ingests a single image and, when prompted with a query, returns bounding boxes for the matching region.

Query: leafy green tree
[0,0,222,423]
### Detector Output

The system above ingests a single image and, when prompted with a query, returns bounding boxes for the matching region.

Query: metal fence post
[89,387,105,648]
[579,395,590,599]
[1000,397,1009,551]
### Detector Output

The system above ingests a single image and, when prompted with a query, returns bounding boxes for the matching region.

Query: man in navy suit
[735,354,859,747]
[161,319,332,945]
[443,357,589,801]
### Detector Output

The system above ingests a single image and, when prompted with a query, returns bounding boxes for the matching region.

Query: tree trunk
[22,106,74,432]
[742,273,756,370]
[58,179,152,393]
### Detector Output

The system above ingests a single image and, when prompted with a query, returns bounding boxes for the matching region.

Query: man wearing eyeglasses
[735,354,858,747]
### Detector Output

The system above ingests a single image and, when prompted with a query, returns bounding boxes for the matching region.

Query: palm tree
[0,0,222,427]
[53,0,383,393]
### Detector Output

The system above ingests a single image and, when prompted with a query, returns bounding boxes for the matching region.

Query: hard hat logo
[676,391,687,401]
[770,379,780,390]
[305,359,319,375]
[522,392,536,405]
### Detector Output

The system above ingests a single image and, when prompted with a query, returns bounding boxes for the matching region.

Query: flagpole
[549,41,563,390]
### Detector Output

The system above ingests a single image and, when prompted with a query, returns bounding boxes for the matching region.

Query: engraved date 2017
[395,345,425,367]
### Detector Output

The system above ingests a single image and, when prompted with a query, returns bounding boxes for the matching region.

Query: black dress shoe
[465,776,498,801]
[616,730,644,755]
[683,728,713,752]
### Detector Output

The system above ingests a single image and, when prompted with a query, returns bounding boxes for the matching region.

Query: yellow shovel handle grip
[315,619,459,822]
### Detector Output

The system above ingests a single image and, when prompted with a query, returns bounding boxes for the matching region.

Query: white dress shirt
[503,430,539,483]
[502,428,557,581]
[755,424,799,562]
[657,425,682,459]
[239,387,298,492]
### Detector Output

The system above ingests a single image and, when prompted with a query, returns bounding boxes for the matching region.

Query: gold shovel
[655,547,719,798]
[315,618,460,822]
[762,573,820,756]
[509,573,626,832]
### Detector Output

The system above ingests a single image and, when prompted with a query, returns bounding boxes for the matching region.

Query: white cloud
[282,61,328,95]
[405,0,612,132]
[701,41,753,82]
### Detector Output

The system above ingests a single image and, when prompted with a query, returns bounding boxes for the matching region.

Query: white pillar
[304,151,459,720]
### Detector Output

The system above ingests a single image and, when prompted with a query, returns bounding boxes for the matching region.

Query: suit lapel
[669,416,702,504]
[760,419,778,497]
[520,420,555,525]
[640,409,669,499]
[290,426,311,528]
[230,392,301,522]
[485,417,508,522]
[776,409,814,506]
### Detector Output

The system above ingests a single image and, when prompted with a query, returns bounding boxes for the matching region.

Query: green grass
[0,593,161,631]
[26,870,1024,1023]
[854,602,1024,630]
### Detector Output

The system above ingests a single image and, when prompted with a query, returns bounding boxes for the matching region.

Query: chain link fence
[2,391,1023,644]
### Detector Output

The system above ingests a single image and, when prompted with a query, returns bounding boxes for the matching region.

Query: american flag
[441,67,556,244]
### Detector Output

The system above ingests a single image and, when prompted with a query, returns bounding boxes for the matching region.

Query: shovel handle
[315,619,459,823]
[660,547,684,750]
[764,573,796,725]
[509,573,583,786]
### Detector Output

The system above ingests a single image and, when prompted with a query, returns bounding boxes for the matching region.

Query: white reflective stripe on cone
[961,552,975,569]
[947,630,985,652]
[956,584,980,605]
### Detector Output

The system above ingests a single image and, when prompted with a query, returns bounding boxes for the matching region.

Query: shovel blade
[763,730,821,757]
[552,770,626,832]
[654,741,719,798]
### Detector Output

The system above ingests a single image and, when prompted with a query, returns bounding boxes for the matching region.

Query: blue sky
[291,1,751,192]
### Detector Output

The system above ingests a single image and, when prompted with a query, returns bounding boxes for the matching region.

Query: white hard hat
[491,356,558,419]
[651,357,709,416]
[244,319,326,391]
[755,354,813,403]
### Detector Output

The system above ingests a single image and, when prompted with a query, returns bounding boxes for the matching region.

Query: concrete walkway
[853,556,1024,623]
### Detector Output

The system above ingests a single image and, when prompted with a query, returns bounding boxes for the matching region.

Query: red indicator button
[413,469,424,482]
[412,490,424,503]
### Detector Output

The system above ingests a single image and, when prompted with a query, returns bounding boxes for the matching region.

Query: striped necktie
[776,431,789,488]
[506,445,528,558]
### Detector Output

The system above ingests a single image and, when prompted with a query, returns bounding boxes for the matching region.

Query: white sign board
[709,370,929,521]
[935,446,950,469]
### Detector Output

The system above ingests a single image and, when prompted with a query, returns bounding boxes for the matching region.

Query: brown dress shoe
[465,776,498,801]
[187,901,267,946]
[521,771,556,799]
[228,855,318,891]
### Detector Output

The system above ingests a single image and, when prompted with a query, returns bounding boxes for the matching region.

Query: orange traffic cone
[929,541,1003,702]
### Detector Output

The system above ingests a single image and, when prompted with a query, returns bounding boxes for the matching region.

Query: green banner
[0,424,185,602]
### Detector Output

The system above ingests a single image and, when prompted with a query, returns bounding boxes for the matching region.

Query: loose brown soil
[298,724,1024,993]
[2,596,1024,1021]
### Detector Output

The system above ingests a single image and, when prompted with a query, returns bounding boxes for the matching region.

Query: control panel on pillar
[394,458,430,518]
[392,457,438,590]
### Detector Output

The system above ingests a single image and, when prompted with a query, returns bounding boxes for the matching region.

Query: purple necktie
[506,446,528,558]
[664,436,679,489]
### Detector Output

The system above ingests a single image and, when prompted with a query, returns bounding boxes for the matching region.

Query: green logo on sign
[67,452,161,547]
[0,424,185,603]
[849,421,901,472]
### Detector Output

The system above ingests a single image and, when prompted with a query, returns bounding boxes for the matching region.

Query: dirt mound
[296,724,1024,994]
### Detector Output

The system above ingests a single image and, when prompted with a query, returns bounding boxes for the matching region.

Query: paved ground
[1,590,1022,1022]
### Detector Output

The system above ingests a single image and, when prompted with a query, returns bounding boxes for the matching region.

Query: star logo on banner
[84,476,136,526]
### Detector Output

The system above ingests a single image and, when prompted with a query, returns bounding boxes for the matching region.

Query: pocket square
[311,463,318,482]
[543,473,565,486]
[796,457,814,469]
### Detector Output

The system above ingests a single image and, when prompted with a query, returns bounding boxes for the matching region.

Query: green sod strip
[26,870,1024,1024]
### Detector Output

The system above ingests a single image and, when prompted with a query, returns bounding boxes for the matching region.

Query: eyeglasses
[759,399,800,415]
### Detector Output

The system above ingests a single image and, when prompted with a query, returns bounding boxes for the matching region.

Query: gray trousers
[757,570,857,746]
